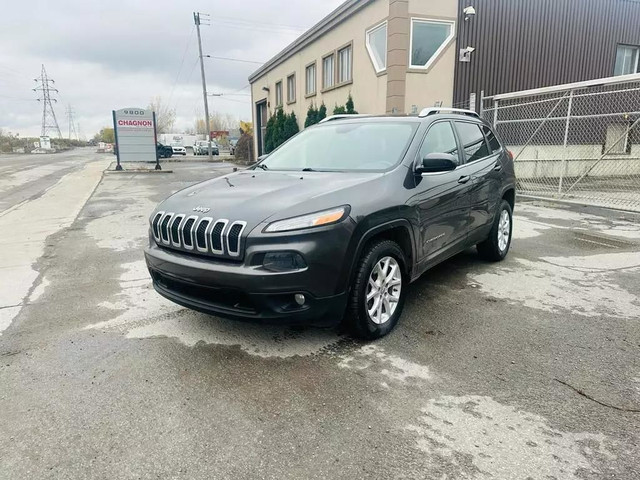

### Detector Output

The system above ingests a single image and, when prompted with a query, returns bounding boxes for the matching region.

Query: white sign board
[39,136,51,150]
[113,107,156,163]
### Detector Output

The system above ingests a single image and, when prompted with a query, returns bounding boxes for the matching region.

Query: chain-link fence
[481,74,640,212]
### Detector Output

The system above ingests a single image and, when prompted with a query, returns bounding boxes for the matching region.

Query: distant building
[249,0,640,155]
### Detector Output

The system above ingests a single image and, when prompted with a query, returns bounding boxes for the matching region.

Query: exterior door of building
[256,101,268,156]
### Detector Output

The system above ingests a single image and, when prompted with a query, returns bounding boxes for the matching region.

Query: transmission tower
[33,64,62,138]
[65,104,78,140]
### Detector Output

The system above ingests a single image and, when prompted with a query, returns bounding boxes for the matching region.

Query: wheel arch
[339,219,417,295]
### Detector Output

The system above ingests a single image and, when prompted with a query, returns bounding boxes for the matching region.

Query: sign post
[112,107,157,170]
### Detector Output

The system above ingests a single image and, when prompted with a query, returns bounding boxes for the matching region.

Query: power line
[168,26,195,107]
[204,55,264,65]
[32,64,62,138]
[212,15,307,32]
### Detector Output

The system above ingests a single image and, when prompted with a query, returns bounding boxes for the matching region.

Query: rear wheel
[347,240,407,339]
[477,199,512,261]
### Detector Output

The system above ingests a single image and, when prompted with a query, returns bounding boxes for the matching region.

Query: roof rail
[418,107,480,119]
[319,114,373,124]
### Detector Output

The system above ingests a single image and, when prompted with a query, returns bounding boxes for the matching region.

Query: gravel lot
[1,152,639,479]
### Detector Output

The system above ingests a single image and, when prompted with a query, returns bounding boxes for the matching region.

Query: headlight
[264,206,349,233]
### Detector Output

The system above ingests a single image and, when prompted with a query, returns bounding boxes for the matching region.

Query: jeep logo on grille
[193,206,210,213]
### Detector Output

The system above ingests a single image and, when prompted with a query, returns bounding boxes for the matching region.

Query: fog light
[294,293,306,306]
[263,252,307,272]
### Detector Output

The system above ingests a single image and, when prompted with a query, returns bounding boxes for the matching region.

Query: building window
[287,73,296,103]
[614,45,639,76]
[323,54,335,89]
[305,63,316,96]
[275,81,283,107]
[410,18,455,69]
[366,21,387,72]
[337,44,352,84]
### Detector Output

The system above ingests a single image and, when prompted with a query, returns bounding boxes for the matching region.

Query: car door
[410,120,472,264]
[453,121,502,234]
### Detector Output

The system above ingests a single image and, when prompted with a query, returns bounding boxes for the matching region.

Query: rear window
[482,125,502,153]
[454,121,491,163]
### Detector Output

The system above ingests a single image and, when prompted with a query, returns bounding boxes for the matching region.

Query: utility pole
[194,12,213,161]
[33,64,62,139]
[65,104,78,140]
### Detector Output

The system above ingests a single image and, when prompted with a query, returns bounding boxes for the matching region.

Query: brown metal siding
[453,0,640,107]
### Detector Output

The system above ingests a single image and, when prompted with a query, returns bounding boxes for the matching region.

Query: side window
[419,122,458,159]
[482,125,501,153]
[455,122,491,163]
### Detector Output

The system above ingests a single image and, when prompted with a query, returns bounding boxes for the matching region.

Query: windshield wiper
[256,163,268,170]
[301,167,316,172]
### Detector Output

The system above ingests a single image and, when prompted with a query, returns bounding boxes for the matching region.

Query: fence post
[558,89,574,194]
[479,90,485,116]
[492,99,499,128]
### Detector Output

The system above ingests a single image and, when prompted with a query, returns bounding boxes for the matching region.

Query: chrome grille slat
[195,217,212,252]
[151,211,164,242]
[160,213,173,245]
[181,216,198,250]
[226,221,247,257]
[169,215,185,247]
[210,219,228,254]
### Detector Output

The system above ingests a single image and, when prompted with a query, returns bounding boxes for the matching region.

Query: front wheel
[346,240,407,339]
[477,200,513,261]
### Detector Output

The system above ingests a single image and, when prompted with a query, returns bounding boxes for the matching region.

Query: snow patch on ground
[406,395,612,479]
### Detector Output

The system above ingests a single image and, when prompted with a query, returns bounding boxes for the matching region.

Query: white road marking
[0,160,107,334]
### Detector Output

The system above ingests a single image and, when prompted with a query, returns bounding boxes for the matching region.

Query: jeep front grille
[151,213,247,258]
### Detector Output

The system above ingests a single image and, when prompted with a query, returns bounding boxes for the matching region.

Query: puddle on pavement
[405,395,612,479]
[469,252,640,319]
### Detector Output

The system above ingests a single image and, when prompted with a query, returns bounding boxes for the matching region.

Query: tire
[346,240,408,340]
[477,199,513,261]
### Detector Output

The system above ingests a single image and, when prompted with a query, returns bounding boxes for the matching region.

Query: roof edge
[248,0,373,83]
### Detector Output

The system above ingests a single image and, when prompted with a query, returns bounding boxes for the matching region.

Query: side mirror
[417,153,458,174]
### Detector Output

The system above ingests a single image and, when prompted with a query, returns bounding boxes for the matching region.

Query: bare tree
[194,111,239,135]
[148,96,176,134]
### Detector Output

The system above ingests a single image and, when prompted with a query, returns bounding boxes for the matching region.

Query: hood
[157,170,383,230]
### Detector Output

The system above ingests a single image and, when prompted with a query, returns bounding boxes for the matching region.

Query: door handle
[458,175,471,184]
[493,163,503,172]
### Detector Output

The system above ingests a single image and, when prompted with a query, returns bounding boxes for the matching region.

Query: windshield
[260,121,418,171]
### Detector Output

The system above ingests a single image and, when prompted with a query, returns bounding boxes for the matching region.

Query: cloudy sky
[0,0,344,138]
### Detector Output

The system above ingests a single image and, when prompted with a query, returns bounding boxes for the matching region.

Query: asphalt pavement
[1,152,639,479]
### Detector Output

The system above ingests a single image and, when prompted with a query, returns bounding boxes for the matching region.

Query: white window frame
[409,18,456,70]
[287,73,296,104]
[322,54,335,90]
[337,44,353,84]
[366,21,388,73]
[275,80,283,107]
[305,62,316,96]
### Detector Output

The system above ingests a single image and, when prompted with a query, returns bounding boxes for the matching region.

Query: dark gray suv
[145,108,516,339]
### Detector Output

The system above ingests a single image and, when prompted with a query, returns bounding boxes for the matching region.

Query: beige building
[249,0,458,155]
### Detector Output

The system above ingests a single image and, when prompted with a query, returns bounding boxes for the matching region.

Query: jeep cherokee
[145,108,516,339]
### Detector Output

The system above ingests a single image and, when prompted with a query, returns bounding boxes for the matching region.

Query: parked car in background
[156,143,173,158]
[146,108,516,339]
[193,140,219,156]
[171,143,187,156]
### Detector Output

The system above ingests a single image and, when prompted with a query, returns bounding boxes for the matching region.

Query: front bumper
[144,222,354,325]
